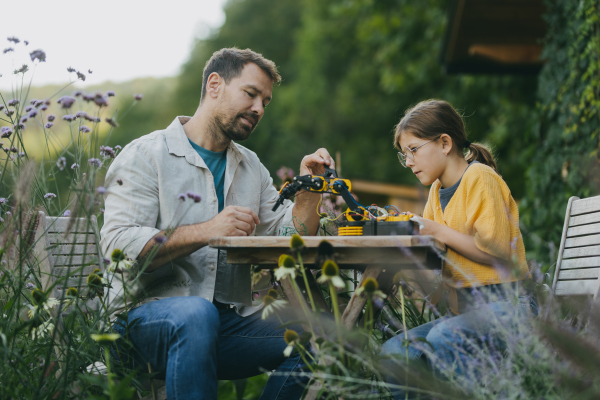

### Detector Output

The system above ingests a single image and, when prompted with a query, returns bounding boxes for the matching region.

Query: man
[100,48,333,400]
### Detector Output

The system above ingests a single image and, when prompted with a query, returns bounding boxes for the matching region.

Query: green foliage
[520,0,600,264]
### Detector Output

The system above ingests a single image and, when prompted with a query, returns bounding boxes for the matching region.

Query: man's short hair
[201,48,281,102]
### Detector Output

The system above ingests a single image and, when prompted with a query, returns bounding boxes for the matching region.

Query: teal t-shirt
[188,139,226,212]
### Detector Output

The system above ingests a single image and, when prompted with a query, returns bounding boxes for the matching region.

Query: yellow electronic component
[328,179,352,194]
[385,214,413,222]
[338,226,363,236]
[345,208,368,221]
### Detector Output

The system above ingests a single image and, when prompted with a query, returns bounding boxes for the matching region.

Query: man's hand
[203,206,260,237]
[299,148,335,176]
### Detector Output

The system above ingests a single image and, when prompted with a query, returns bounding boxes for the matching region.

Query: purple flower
[79,125,91,133]
[62,114,76,122]
[74,90,83,97]
[96,186,106,194]
[40,105,48,111]
[25,105,33,112]
[28,109,38,118]
[3,48,14,54]
[106,90,115,97]
[13,123,25,131]
[186,191,202,203]
[105,118,118,128]
[7,37,20,44]
[0,105,4,111]
[4,110,14,116]
[47,114,56,122]
[57,96,76,109]
[93,94,108,108]
[134,94,143,101]
[25,282,35,289]
[29,49,46,63]
[20,116,28,123]
[71,163,79,170]
[76,71,86,81]
[75,111,88,119]
[44,193,57,199]
[45,122,53,129]
[2,147,9,153]
[115,145,122,150]
[44,99,51,106]
[10,146,18,153]
[24,41,29,46]
[100,208,105,214]
[82,93,94,102]
[14,65,28,74]
[116,178,123,186]
[88,158,102,168]
[1,126,13,138]
[56,157,66,170]
[88,69,93,74]
[84,114,95,122]
[154,235,167,244]
[18,152,25,157]
[178,193,186,201]
[5,211,10,216]
[67,67,76,73]
[7,99,19,107]
[100,145,115,158]
[0,198,6,205]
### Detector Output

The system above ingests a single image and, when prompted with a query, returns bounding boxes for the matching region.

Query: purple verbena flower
[82,93,94,102]
[115,145,122,150]
[20,116,28,123]
[93,94,108,107]
[116,178,123,186]
[67,67,76,73]
[74,90,83,97]
[62,114,76,122]
[7,99,19,107]
[88,158,102,168]
[186,191,202,203]
[105,118,118,128]
[25,105,33,112]
[56,157,66,171]
[0,198,6,205]
[10,146,18,153]
[71,163,79,170]
[154,235,167,244]
[7,37,19,44]
[75,111,88,119]
[178,193,186,201]
[84,114,95,122]
[0,105,4,111]
[29,99,37,105]
[47,114,56,122]
[18,152,24,158]
[34,99,44,107]
[28,109,38,118]
[57,96,76,109]
[44,122,53,129]
[44,99,51,106]
[13,123,25,131]
[79,125,91,133]
[1,126,13,138]
[96,186,106,194]
[40,105,48,111]
[2,147,9,153]
[24,40,29,46]
[99,145,115,158]
[134,94,143,101]
[76,71,85,81]
[29,49,46,63]
[4,110,14,116]
[100,208,104,214]
[106,90,115,97]
[14,65,28,74]
[44,193,57,199]
[25,282,35,289]
[3,48,14,54]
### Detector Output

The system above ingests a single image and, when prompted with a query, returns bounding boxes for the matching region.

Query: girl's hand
[410,214,444,238]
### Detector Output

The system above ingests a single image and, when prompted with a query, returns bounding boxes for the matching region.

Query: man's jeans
[380,295,537,400]
[112,296,308,400]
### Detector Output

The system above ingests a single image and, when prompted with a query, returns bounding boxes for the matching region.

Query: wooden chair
[552,195,600,298]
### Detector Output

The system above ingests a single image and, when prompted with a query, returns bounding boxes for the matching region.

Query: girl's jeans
[380,294,537,399]
[112,296,307,400]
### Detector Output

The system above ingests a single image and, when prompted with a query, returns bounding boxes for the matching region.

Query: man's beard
[213,110,258,142]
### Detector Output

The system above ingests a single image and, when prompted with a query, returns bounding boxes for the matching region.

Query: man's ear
[440,133,453,155]
[206,72,222,99]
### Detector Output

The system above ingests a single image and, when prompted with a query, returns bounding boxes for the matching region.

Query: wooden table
[209,235,445,328]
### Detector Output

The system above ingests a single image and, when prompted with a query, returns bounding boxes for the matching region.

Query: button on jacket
[100,116,297,316]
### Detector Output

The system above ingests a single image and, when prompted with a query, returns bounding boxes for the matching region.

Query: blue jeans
[112,296,308,400]
[380,295,537,399]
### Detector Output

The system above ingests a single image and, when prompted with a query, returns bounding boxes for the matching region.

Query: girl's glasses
[397,137,439,168]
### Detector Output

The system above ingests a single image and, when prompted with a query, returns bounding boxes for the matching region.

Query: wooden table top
[209,235,446,267]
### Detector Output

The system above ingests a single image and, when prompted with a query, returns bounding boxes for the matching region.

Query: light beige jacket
[100,116,297,316]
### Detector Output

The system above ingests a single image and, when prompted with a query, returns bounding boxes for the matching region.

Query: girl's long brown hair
[394,99,497,171]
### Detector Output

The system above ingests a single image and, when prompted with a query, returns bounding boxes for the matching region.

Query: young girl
[381,99,534,398]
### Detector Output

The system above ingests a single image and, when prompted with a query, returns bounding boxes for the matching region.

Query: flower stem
[398,285,409,400]
[297,251,317,313]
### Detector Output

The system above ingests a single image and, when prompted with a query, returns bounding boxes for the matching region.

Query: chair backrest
[35,211,104,312]
[552,195,600,297]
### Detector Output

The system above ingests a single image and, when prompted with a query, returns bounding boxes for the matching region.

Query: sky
[0,0,227,90]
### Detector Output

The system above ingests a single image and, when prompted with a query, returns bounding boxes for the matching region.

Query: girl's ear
[440,133,453,155]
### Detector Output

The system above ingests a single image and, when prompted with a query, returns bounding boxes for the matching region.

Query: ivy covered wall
[521,0,600,264]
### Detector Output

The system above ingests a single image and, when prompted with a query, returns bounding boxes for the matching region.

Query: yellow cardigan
[423,163,529,288]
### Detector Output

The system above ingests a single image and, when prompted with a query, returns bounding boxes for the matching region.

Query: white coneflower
[355,277,386,300]
[90,333,121,346]
[317,260,345,289]
[31,320,54,340]
[283,329,299,357]
[261,289,287,320]
[274,254,297,281]
[106,249,135,274]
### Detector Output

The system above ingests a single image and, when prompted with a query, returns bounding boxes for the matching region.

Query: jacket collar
[165,116,244,169]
